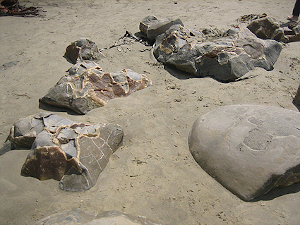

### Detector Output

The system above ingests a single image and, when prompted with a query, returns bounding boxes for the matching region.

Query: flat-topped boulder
[188,105,300,201]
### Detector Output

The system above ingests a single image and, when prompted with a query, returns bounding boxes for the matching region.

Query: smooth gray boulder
[188,105,300,201]
[6,112,123,191]
[40,62,152,114]
[153,25,282,82]
[139,15,184,41]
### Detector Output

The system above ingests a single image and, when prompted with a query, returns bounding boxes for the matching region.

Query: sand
[0,0,300,224]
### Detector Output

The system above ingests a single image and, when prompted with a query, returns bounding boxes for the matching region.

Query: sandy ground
[1,0,300,224]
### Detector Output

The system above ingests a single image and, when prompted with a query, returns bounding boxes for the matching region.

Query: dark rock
[139,15,184,41]
[153,25,282,82]
[40,62,152,114]
[7,112,123,191]
[65,38,103,64]
[293,84,300,108]
[188,105,300,201]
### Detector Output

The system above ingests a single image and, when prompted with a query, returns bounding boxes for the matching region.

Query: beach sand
[0,0,300,224]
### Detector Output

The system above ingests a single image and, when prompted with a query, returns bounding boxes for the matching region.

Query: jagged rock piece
[139,15,184,41]
[188,105,300,201]
[37,210,161,225]
[65,38,103,64]
[247,17,285,41]
[40,62,152,114]
[153,25,282,82]
[7,113,123,191]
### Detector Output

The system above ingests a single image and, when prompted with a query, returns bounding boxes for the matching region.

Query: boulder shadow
[251,183,300,202]
[163,64,196,80]
[39,101,80,116]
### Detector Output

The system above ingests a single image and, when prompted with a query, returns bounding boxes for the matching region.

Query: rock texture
[37,210,161,225]
[40,61,152,114]
[139,15,184,42]
[188,105,300,201]
[65,38,103,64]
[8,112,123,191]
[152,24,282,82]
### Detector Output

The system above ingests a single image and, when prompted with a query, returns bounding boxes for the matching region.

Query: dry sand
[0,0,300,224]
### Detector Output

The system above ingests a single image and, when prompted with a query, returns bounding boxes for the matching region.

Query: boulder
[153,25,282,82]
[40,62,152,114]
[188,105,300,201]
[139,15,184,41]
[65,38,103,64]
[7,112,123,191]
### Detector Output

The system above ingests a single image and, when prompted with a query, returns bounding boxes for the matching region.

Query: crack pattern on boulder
[7,112,123,191]
[151,23,282,82]
[188,105,300,201]
[40,62,152,114]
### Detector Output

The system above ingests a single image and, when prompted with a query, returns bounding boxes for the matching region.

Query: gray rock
[65,38,103,64]
[139,15,184,41]
[40,62,152,114]
[7,113,123,191]
[37,210,161,225]
[153,25,282,82]
[188,105,300,201]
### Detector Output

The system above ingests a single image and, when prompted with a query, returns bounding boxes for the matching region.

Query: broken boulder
[139,15,184,42]
[40,62,152,114]
[65,38,103,64]
[7,112,123,191]
[188,105,300,201]
[153,24,282,82]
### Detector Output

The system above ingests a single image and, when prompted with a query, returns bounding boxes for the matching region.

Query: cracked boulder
[64,38,103,64]
[7,112,123,191]
[40,62,152,114]
[153,24,282,82]
[188,105,300,201]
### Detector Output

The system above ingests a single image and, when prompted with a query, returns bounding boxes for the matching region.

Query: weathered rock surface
[40,62,152,114]
[37,210,161,225]
[139,15,184,42]
[153,24,282,82]
[65,38,103,64]
[7,112,123,191]
[188,105,300,201]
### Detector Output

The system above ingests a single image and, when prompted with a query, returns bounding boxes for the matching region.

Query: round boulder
[188,105,300,201]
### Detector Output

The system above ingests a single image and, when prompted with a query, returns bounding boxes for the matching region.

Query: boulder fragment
[188,105,300,201]
[65,38,103,64]
[139,15,184,41]
[7,112,123,191]
[40,62,152,114]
